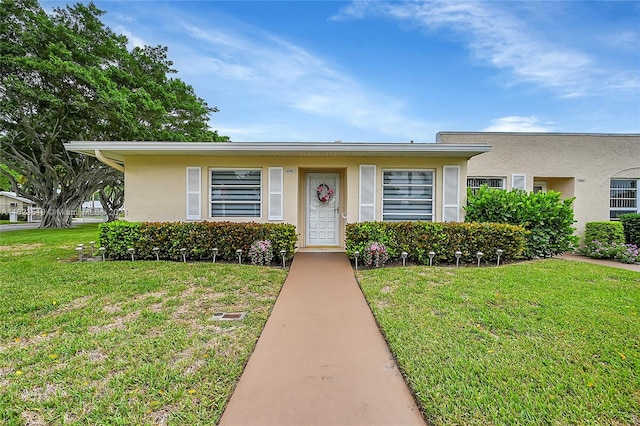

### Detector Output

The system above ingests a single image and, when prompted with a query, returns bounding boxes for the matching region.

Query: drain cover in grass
[211,312,246,321]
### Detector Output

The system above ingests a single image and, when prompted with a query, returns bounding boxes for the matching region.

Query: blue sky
[44,1,640,142]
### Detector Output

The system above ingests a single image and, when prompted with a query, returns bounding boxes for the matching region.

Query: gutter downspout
[95,149,125,172]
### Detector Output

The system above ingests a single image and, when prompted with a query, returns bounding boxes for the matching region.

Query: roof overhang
[0,191,35,204]
[65,141,491,164]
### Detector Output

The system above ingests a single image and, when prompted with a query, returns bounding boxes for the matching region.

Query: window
[533,181,547,193]
[382,170,433,221]
[610,179,639,220]
[512,174,527,191]
[210,169,261,217]
[467,177,506,195]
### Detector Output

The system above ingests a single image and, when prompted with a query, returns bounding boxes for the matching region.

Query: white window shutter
[443,166,460,222]
[186,167,201,220]
[359,165,376,222]
[268,167,283,221]
[512,174,526,191]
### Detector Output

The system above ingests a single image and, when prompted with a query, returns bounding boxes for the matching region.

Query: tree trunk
[99,182,124,222]
[39,201,76,228]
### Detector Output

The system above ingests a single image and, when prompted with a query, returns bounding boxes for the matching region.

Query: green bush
[583,222,625,245]
[98,221,142,259]
[620,213,640,245]
[99,221,297,263]
[346,221,527,265]
[390,221,448,264]
[443,222,528,264]
[580,220,640,264]
[465,186,578,258]
[344,221,399,259]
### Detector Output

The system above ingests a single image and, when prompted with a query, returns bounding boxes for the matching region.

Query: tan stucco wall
[438,133,640,236]
[123,155,469,247]
[0,196,31,213]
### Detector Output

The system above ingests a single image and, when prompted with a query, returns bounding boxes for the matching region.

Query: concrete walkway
[559,253,640,272]
[219,252,425,426]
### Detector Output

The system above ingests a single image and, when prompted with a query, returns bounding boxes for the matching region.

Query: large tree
[0,0,228,227]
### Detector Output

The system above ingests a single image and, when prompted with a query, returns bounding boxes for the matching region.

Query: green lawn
[358,261,640,425]
[3,225,639,425]
[0,224,287,425]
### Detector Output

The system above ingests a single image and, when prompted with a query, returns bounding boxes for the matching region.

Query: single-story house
[65,132,639,249]
[438,132,640,236]
[0,191,36,222]
[64,141,490,249]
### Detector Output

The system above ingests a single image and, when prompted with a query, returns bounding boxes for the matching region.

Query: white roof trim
[65,141,491,161]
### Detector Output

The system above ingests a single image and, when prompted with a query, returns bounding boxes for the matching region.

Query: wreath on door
[316,183,335,203]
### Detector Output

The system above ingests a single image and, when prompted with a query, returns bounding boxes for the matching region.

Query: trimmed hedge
[99,221,297,263]
[583,222,625,245]
[620,213,640,245]
[345,221,527,265]
[465,186,578,258]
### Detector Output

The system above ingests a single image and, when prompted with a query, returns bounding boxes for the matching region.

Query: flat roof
[437,131,640,137]
[65,141,491,163]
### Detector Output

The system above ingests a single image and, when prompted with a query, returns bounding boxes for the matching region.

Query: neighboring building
[64,141,489,249]
[0,191,36,222]
[81,200,104,216]
[65,132,639,248]
[438,132,640,236]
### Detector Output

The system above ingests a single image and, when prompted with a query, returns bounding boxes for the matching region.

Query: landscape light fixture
[98,247,106,262]
[152,247,160,261]
[476,251,483,267]
[428,251,436,266]
[353,251,360,271]
[89,241,95,256]
[454,250,462,268]
[280,249,287,268]
[75,245,84,262]
[212,248,218,263]
[236,249,243,264]
[179,248,187,263]
[127,247,135,261]
[401,251,408,267]
[496,249,504,266]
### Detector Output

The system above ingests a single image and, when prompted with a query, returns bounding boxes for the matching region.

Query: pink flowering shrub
[581,240,639,264]
[249,240,274,266]
[615,243,639,264]
[363,242,389,268]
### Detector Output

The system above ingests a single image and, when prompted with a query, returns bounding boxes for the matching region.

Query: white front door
[306,172,340,246]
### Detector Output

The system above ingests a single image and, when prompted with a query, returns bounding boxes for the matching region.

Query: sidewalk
[219,252,425,426]
[559,253,639,272]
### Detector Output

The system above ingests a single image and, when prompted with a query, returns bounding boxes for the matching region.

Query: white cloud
[170,19,437,141]
[336,1,639,98]
[113,25,146,49]
[482,116,553,132]
[602,30,640,50]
